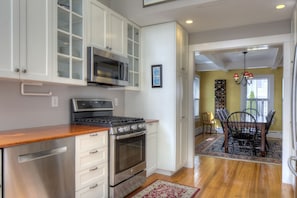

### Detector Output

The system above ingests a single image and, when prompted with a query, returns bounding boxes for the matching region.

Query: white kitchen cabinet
[53,0,86,85]
[146,122,158,177]
[127,22,141,90]
[0,0,52,81]
[75,131,108,198]
[86,0,126,56]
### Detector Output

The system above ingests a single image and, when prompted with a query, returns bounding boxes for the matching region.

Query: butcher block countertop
[145,119,159,123]
[0,124,109,148]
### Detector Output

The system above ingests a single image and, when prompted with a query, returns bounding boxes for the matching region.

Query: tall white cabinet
[125,22,189,174]
[0,0,52,81]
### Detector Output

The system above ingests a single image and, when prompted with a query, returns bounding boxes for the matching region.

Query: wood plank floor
[127,134,294,198]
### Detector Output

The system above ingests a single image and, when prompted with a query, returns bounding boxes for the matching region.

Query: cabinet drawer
[76,147,107,170]
[76,162,108,190]
[76,131,107,152]
[75,180,108,198]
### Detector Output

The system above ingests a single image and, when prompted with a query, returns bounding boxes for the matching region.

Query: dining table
[223,116,268,157]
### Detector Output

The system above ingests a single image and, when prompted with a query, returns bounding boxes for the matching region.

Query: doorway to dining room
[188,33,291,184]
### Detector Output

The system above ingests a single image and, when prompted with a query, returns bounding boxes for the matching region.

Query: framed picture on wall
[151,64,162,88]
[143,0,175,7]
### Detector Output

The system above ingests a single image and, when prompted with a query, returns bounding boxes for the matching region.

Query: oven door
[109,131,146,186]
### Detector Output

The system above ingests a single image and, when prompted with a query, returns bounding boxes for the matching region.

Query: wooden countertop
[0,124,109,148]
[145,119,159,123]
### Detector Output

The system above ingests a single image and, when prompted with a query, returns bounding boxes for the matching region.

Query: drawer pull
[89,150,98,154]
[89,184,98,190]
[90,133,98,137]
[89,167,98,172]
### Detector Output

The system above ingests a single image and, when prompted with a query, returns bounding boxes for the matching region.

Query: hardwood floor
[127,134,294,198]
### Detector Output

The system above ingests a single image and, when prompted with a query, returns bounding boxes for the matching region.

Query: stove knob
[124,126,130,132]
[131,124,137,130]
[117,127,124,133]
[138,123,145,129]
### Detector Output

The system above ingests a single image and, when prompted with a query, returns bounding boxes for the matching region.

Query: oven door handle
[116,131,146,140]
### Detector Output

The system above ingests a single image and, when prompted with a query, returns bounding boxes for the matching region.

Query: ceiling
[110,0,296,71]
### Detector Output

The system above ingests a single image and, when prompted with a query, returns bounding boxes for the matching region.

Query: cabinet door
[21,0,52,81]
[88,0,107,50]
[55,0,85,85]
[176,72,188,169]
[146,123,158,176]
[108,11,126,55]
[127,22,140,89]
[0,0,20,79]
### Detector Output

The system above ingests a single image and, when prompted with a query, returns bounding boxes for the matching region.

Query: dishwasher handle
[18,146,67,163]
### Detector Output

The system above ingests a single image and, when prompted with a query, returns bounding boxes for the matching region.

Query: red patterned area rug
[131,180,200,198]
[195,134,282,165]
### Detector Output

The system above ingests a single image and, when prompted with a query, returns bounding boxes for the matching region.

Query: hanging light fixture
[233,51,253,86]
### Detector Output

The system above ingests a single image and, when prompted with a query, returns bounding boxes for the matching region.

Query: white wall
[0,80,125,131]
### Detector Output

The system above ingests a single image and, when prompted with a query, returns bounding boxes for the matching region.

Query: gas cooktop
[71,98,146,134]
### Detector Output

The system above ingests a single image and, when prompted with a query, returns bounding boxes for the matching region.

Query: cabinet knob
[15,68,20,72]
[22,69,27,73]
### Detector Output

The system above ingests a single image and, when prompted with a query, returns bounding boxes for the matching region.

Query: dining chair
[226,111,257,155]
[201,112,216,134]
[243,108,260,119]
[216,108,230,147]
[264,110,276,150]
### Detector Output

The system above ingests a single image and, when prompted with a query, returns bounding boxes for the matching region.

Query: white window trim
[240,74,274,115]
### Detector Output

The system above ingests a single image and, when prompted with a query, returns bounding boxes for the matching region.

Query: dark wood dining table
[223,116,268,157]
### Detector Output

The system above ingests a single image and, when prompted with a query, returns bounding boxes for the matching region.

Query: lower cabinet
[75,131,108,198]
[146,122,158,177]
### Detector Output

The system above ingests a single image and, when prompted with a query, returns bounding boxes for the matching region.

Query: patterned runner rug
[131,180,200,198]
[195,134,282,165]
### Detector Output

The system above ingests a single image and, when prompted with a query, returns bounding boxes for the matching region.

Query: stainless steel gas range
[71,98,146,198]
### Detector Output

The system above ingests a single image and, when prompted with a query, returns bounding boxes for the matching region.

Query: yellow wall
[196,67,283,132]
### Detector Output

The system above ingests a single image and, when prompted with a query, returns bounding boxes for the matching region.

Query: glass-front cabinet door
[127,22,140,90]
[56,0,85,85]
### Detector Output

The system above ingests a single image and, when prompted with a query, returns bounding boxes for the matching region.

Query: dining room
[197,66,283,137]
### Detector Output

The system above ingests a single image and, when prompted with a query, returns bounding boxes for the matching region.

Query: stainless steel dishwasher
[3,137,75,198]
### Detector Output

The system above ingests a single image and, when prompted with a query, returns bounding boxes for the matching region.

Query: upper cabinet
[0,0,52,81]
[86,0,127,56]
[127,22,141,89]
[53,0,86,85]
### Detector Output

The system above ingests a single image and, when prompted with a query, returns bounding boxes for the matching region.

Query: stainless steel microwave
[87,47,129,86]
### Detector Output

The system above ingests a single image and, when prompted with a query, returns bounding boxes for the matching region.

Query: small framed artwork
[143,0,175,7]
[151,64,162,88]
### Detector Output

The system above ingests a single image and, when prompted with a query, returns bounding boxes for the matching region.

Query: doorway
[187,34,292,184]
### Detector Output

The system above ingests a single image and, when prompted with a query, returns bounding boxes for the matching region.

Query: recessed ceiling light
[185,20,193,24]
[276,4,286,9]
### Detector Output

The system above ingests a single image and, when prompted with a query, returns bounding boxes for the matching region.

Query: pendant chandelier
[233,51,253,86]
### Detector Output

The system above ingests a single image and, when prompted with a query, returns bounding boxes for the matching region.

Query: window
[241,75,274,117]
[194,76,200,118]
